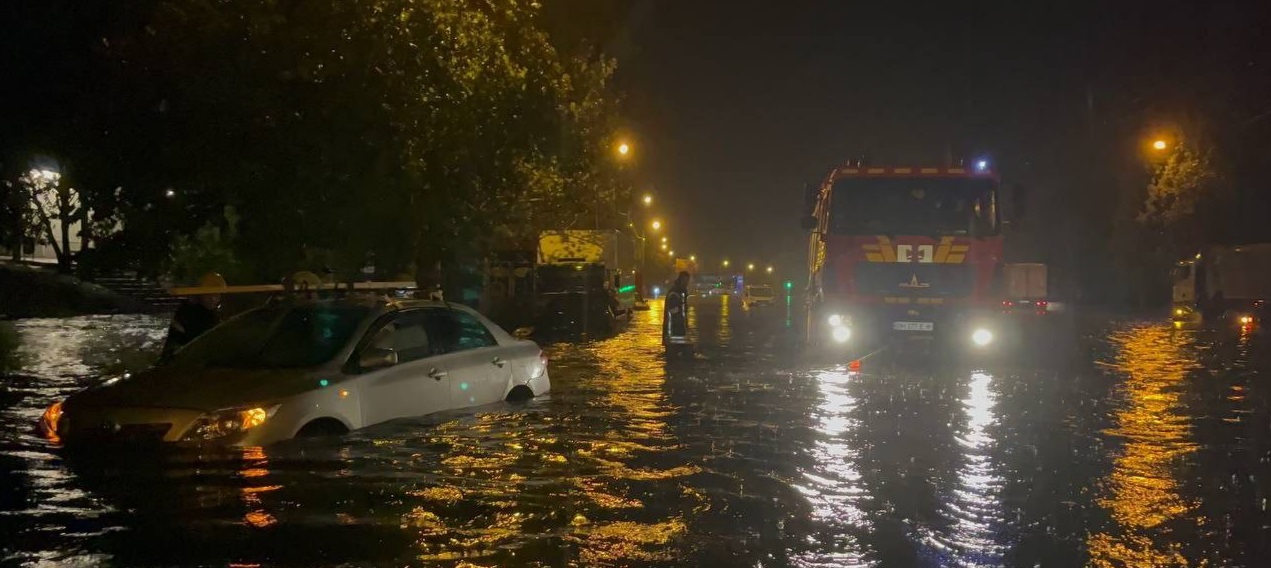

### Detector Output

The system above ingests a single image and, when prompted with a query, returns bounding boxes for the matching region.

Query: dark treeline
[0,0,628,289]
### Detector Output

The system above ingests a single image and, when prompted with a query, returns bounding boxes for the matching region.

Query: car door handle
[428,368,447,380]
[491,357,506,368]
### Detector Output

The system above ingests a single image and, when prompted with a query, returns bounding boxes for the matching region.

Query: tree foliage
[3,0,625,286]
[1138,141,1217,231]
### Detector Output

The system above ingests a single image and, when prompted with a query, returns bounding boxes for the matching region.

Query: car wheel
[505,385,535,402]
[295,418,349,438]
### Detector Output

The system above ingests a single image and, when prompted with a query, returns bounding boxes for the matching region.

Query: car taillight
[1036,300,1049,308]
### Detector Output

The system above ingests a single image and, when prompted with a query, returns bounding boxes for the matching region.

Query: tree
[3,0,625,287]
[1137,140,1218,243]
[10,169,80,270]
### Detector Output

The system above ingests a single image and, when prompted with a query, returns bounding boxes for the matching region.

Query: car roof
[258,296,478,315]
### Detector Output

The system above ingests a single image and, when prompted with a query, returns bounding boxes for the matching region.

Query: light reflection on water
[1087,324,1202,567]
[793,366,871,567]
[921,370,1007,567]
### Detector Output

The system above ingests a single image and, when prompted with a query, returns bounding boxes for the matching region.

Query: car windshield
[830,177,998,236]
[170,304,372,369]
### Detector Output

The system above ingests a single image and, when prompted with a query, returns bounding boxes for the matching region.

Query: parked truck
[1001,263,1052,315]
[534,230,639,335]
[1172,244,1271,327]
[802,162,1028,352]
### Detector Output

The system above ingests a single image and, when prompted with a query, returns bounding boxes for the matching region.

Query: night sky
[564,0,1271,275]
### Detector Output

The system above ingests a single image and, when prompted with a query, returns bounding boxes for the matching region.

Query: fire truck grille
[853,263,975,297]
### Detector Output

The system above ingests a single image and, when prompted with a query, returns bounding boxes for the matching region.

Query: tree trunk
[59,214,71,272]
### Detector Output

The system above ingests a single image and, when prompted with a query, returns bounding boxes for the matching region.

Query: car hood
[66,365,323,413]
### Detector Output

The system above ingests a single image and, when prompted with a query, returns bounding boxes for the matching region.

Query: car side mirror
[800,216,818,231]
[359,347,398,371]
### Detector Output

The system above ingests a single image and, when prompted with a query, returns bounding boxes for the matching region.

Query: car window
[365,311,433,364]
[174,304,372,369]
[425,309,498,354]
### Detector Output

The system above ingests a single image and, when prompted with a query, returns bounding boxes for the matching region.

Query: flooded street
[3,297,1271,567]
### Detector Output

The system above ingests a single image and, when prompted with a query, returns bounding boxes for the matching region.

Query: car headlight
[182,405,279,442]
[971,328,994,347]
[1239,315,1254,325]
[827,314,845,327]
[831,326,852,343]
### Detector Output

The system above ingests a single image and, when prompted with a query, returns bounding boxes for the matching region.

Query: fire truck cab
[802,164,1007,352]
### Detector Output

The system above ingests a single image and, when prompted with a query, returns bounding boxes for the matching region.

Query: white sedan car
[39,298,550,446]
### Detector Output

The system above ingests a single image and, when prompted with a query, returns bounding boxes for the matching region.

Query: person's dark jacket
[160,300,219,360]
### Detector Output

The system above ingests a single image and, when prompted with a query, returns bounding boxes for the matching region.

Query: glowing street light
[617,141,631,157]
[722,260,730,268]
[661,243,668,251]
[642,194,653,206]
[689,255,696,262]
[651,220,662,231]
[1152,139,1168,151]
[747,263,755,271]
[766,266,774,274]
[669,250,675,257]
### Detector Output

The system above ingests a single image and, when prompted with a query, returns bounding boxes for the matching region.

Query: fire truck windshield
[829,177,998,236]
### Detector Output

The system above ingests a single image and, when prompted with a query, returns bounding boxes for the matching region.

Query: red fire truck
[802,163,1010,351]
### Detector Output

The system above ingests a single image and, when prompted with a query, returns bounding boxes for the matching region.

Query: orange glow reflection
[402,299,691,562]
[238,445,279,528]
[1087,325,1201,566]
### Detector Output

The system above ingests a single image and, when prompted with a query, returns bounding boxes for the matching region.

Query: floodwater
[2,298,1271,567]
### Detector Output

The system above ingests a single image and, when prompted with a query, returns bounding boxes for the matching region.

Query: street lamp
[661,243,668,251]
[669,250,675,257]
[722,260,730,268]
[651,219,662,231]
[766,266,774,274]
[643,194,653,206]
[617,141,631,157]
[661,236,668,243]
[689,255,696,262]
[747,263,755,271]
[1152,139,1168,151]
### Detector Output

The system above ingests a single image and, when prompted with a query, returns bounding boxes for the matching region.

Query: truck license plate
[893,321,934,331]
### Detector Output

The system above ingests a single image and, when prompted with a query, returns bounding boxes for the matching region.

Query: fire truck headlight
[827,314,844,327]
[971,328,994,347]
[831,325,852,343]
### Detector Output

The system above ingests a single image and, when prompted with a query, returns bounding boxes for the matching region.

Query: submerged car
[39,298,550,446]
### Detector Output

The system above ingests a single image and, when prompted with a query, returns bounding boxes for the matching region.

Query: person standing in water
[663,271,691,348]
[160,272,226,361]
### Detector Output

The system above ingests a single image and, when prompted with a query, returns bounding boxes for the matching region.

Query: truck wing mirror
[800,216,818,231]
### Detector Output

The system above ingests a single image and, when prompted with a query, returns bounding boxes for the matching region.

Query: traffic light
[784,280,793,290]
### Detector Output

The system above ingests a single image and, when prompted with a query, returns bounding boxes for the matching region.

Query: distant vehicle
[1001,263,1053,315]
[39,298,550,447]
[534,230,638,334]
[743,285,776,307]
[1172,244,1271,328]
[802,163,1024,351]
